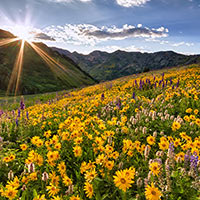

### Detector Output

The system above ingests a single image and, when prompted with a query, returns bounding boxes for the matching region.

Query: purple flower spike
[101,93,105,101]
[18,109,21,117]
[132,92,135,99]
[16,118,19,127]
[20,100,25,110]
[26,111,29,120]
[176,79,180,88]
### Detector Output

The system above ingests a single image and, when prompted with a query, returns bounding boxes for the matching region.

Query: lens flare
[0,38,19,47]
[10,25,34,41]
[6,40,25,95]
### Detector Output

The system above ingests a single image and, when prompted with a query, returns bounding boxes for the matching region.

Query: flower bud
[42,172,49,181]
[8,170,14,180]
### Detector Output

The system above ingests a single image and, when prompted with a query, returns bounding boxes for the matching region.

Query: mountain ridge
[52,47,200,81]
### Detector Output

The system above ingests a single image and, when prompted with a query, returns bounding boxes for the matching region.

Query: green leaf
[33,189,38,197]
[21,191,27,200]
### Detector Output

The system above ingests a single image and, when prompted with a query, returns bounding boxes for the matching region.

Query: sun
[11,25,34,42]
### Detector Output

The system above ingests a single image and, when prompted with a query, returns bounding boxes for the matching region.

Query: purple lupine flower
[153,76,156,81]
[162,82,165,88]
[101,93,105,101]
[134,80,138,88]
[20,100,25,110]
[16,118,19,126]
[159,80,162,86]
[132,92,135,99]
[26,111,29,120]
[172,85,175,90]
[166,80,168,85]
[162,72,164,80]
[17,109,20,117]
[170,78,172,85]
[154,82,157,88]
[176,79,180,88]
[190,154,198,170]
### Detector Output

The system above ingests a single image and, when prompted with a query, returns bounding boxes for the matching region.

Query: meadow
[0,65,200,200]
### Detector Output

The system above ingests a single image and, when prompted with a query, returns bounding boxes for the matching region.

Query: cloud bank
[42,24,169,45]
[116,0,150,7]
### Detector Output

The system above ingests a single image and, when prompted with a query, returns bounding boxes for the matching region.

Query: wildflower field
[0,65,200,200]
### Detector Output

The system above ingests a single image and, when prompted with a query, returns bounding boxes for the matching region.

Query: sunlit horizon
[0,22,80,96]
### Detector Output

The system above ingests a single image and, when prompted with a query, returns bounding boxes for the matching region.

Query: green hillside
[0,29,96,96]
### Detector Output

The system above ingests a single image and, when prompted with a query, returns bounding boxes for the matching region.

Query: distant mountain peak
[52,46,200,82]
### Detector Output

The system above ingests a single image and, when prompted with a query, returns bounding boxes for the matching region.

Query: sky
[0,0,200,54]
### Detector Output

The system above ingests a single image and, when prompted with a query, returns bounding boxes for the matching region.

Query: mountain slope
[52,47,200,81]
[0,29,96,96]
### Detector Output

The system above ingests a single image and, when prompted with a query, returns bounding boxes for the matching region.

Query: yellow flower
[20,144,28,151]
[57,161,66,175]
[62,175,72,186]
[194,109,199,115]
[184,115,190,122]
[51,195,62,200]
[105,160,114,170]
[46,184,60,197]
[44,130,51,138]
[147,136,155,145]
[123,167,135,180]
[195,118,200,126]
[3,186,18,200]
[31,136,40,145]
[113,170,133,192]
[172,121,181,131]
[73,146,82,157]
[49,171,60,186]
[159,140,169,151]
[29,172,38,181]
[190,115,196,121]
[3,156,11,162]
[96,154,106,165]
[174,138,181,147]
[70,195,81,200]
[74,137,83,145]
[186,108,192,113]
[145,182,162,200]
[85,169,97,182]
[84,182,93,199]
[175,152,185,161]
[149,162,161,176]
[47,151,60,162]
[7,176,20,189]
[54,143,61,150]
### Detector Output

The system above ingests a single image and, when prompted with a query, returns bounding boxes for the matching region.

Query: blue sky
[0,0,200,54]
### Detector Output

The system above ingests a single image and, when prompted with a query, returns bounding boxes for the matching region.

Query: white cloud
[171,42,194,47]
[42,24,168,46]
[116,0,150,7]
[101,45,145,53]
[145,38,194,48]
